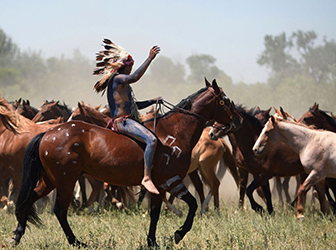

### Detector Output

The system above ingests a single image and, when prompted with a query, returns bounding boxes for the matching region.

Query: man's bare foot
[142,178,160,194]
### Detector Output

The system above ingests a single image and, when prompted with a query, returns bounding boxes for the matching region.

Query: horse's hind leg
[12,177,54,245]
[54,184,87,247]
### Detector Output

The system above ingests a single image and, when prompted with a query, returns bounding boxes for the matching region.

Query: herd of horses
[1,79,336,247]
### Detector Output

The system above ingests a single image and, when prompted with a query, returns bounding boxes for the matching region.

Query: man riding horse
[93,39,161,194]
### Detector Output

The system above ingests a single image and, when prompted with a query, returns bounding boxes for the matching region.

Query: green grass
[1,202,336,249]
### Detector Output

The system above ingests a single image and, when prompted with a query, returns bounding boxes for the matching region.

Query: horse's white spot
[56,146,63,151]
[71,124,76,127]
[66,132,69,137]
[63,172,66,175]
[163,135,176,146]
[72,161,77,164]
[52,137,56,141]
[67,152,71,155]
[56,161,60,165]
[58,128,61,131]
[74,143,79,147]
[82,129,85,133]
[45,151,48,156]
[162,153,170,165]
[172,146,182,158]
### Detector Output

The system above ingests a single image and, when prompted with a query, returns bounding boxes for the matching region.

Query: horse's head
[15,99,38,120]
[33,101,72,122]
[204,78,243,135]
[69,102,109,127]
[252,115,281,156]
[298,103,336,132]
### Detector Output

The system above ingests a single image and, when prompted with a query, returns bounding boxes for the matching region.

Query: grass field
[1,200,336,250]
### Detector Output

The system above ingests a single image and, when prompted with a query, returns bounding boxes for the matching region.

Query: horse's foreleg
[246,177,268,214]
[297,170,322,220]
[283,177,292,204]
[274,176,284,206]
[238,169,248,208]
[147,193,163,248]
[189,170,205,204]
[159,175,197,244]
[260,180,274,214]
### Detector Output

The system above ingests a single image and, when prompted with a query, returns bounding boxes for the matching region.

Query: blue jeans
[116,118,157,171]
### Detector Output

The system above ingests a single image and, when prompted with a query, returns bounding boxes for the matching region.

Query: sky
[0,0,335,84]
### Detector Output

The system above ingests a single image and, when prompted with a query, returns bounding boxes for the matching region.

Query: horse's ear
[266,107,272,114]
[279,107,288,119]
[204,77,211,87]
[273,107,280,115]
[95,105,101,110]
[271,115,276,124]
[312,102,319,110]
[27,100,30,106]
[212,79,220,94]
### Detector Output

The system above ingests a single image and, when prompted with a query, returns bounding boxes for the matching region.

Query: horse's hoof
[9,238,18,246]
[174,232,182,244]
[176,210,183,217]
[297,214,305,221]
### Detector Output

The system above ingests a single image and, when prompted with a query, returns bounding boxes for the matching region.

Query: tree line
[1,28,335,117]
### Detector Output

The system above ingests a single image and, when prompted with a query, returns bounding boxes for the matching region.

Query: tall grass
[1,201,335,249]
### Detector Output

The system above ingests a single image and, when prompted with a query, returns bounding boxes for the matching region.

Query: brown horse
[0,97,61,209]
[209,104,305,215]
[140,107,240,214]
[32,100,72,122]
[12,79,242,247]
[10,99,39,119]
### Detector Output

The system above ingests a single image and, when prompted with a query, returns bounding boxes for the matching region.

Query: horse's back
[38,120,145,186]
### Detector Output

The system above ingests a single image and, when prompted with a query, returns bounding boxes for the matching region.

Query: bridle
[151,87,236,133]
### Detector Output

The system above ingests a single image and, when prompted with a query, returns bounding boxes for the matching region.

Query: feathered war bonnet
[93,39,134,94]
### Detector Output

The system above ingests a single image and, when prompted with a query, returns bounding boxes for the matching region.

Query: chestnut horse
[32,100,72,122]
[209,105,305,215]
[0,97,61,209]
[12,80,242,248]
[253,116,336,219]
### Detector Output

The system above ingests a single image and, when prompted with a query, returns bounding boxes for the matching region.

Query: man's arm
[116,46,160,85]
[136,97,163,110]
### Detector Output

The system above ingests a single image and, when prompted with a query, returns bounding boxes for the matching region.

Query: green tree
[186,54,222,84]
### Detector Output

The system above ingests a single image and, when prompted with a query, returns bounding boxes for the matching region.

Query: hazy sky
[1,0,335,83]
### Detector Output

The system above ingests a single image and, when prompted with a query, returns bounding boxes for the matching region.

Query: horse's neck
[155,113,205,152]
[278,121,313,154]
[232,116,260,152]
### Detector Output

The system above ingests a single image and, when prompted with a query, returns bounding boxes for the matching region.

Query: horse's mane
[310,107,336,131]
[41,100,72,114]
[235,104,263,130]
[0,98,35,133]
[158,87,209,119]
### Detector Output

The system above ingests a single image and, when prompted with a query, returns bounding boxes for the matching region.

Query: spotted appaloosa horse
[12,79,242,248]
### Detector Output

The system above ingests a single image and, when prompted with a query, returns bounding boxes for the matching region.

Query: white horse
[252,115,336,219]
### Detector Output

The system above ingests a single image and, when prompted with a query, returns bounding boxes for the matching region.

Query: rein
[150,88,234,133]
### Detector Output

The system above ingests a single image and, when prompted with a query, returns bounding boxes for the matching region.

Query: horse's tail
[218,138,240,188]
[15,132,46,227]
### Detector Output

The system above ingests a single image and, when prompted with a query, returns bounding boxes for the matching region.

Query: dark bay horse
[209,105,305,215]
[12,79,242,247]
